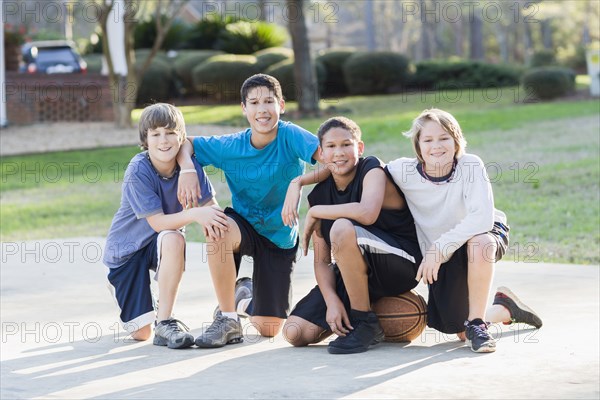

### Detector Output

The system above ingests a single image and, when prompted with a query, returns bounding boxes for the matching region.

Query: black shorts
[427,222,510,334]
[226,208,298,319]
[291,224,420,331]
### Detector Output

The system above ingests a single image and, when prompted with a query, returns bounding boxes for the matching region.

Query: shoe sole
[465,339,496,353]
[496,286,543,329]
[195,336,243,348]
[153,336,195,349]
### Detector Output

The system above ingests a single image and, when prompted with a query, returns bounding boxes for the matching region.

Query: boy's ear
[358,141,365,156]
[279,98,285,114]
[241,102,247,115]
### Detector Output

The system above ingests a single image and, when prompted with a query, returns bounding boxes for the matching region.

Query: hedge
[343,52,410,95]
[522,67,575,100]
[265,59,327,101]
[316,48,355,96]
[192,54,260,101]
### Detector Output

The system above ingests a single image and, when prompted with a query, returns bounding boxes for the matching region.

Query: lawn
[2,88,599,264]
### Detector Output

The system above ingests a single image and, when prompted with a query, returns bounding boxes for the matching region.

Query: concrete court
[1,238,598,399]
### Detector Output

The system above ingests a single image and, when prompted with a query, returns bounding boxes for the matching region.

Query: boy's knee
[330,219,355,241]
[161,232,185,253]
[468,234,497,263]
[131,324,152,341]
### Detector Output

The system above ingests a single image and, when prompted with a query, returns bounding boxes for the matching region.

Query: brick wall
[4,73,114,125]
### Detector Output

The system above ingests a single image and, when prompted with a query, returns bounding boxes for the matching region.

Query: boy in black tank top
[283,117,422,354]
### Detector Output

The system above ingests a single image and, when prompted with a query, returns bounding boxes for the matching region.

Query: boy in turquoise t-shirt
[177,74,319,347]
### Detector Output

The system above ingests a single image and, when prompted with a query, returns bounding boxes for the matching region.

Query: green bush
[185,15,239,50]
[343,52,410,95]
[265,59,327,101]
[135,49,169,65]
[173,50,224,94]
[522,67,576,100]
[192,54,260,102]
[253,47,293,72]
[529,49,557,68]
[216,21,288,54]
[409,60,521,89]
[316,48,355,96]
[134,16,188,50]
[136,58,177,106]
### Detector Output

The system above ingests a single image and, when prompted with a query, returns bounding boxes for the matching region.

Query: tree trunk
[286,0,319,117]
[469,14,485,60]
[454,18,464,57]
[541,19,554,50]
[364,0,376,51]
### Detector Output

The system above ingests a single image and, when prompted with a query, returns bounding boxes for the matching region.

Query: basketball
[372,290,427,343]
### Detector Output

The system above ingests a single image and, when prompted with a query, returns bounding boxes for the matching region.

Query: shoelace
[470,323,492,340]
[163,319,190,336]
[205,315,231,333]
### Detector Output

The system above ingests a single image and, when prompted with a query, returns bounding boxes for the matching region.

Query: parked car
[20,40,87,74]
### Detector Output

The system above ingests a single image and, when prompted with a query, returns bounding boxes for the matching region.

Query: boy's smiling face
[319,127,364,178]
[242,86,285,140]
[146,126,182,175]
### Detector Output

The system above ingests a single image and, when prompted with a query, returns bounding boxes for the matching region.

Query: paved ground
[1,238,598,399]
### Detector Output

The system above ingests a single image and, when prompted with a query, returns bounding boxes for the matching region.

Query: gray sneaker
[212,277,253,320]
[153,318,194,349]
[195,313,243,348]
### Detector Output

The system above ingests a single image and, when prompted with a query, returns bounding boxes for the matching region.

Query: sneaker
[153,318,194,349]
[493,286,543,329]
[212,277,253,320]
[195,313,243,348]
[465,319,496,353]
[327,310,385,355]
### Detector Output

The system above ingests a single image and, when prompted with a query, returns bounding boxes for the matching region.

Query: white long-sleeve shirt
[387,153,507,263]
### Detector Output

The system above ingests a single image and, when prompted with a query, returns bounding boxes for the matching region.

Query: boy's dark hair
[317,116,362,144]
[138,103,186,150]
[240,74,284,104]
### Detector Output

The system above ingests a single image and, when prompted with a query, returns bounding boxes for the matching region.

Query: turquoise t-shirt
[193,121,318,249]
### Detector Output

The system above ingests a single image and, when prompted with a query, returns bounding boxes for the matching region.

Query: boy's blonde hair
[138,103,186,150]
[403,108,467,164]
[317,116,362,144]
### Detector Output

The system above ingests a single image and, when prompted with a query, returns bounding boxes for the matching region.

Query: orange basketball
[372,290,427,343]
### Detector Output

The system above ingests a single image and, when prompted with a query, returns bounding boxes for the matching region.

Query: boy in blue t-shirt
[177,74,319,347]
[103,103,229,349]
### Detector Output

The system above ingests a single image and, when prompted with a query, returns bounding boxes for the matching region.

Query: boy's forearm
[309,203,379,226]
[177,139,195,169]
[293,165,331,187]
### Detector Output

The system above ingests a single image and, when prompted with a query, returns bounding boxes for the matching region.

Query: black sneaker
[327,310,384,355]
[493,286,543,329]
[195,313,243,348]
[465,319,496,353]
[153,318,194,349]
[212,277,253,320]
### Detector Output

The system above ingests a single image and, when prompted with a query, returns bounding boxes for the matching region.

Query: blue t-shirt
[103,152,215,269]
[193,120,318,249]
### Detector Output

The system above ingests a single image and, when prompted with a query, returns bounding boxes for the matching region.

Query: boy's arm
[146,203,228,241]
[177,137,200,209]
[282,165,332,227]
[308,168,387,226]
[312,233,352,336]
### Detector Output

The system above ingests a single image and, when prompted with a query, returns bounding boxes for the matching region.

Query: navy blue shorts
[107,235,159,332]
[226,208,298,319]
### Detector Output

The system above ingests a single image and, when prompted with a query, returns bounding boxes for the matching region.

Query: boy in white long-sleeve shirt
[387,108,543,353]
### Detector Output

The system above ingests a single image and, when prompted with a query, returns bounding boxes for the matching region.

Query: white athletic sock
[237,298,252,316]
[221,311,239,321]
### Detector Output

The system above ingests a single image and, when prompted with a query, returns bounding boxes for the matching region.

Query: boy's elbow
[357,207,380,225]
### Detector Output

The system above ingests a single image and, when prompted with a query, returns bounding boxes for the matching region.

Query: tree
[99,0,189,128]
[286,0,319,117]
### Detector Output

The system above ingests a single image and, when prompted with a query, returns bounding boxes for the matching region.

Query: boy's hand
[195,205,228,241]
[178,172,201,209]
[301,212,321,256]
[282,178,301,227]
[325,298,353,336]
[415,250,442,284]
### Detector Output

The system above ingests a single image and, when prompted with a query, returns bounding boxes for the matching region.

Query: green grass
[2,89,599,264]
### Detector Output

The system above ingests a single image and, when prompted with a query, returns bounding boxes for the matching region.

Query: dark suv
[20,40,87,74]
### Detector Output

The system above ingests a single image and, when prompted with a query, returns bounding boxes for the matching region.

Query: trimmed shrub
[253,47,293,72]
[409,61,521,90]
[173,50,224,94]
[82,54,103,73]
[316,48,355,96]
[216,21,288,54]
[343,52,410,95]
[529,49,557,67]
[135,49,169,65]
[136,58,177,105]
[192,54,260,102]
[185,15,237,50]
[522,67,576,100]
[265,59,327,101]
